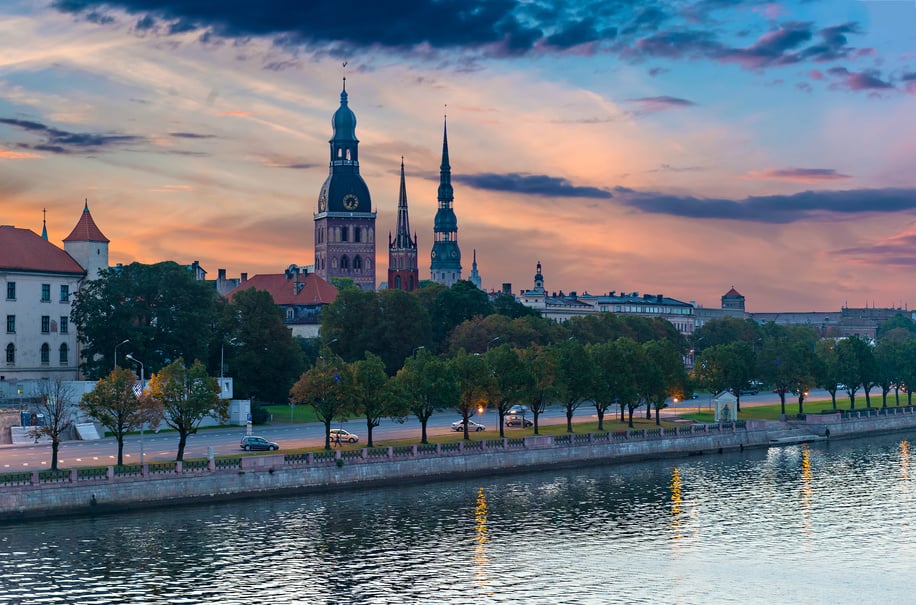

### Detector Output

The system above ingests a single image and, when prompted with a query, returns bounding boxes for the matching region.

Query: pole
[139,363,145,465]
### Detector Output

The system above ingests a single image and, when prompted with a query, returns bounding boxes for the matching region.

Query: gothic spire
[394,157,413,248]
[41,208,47,240]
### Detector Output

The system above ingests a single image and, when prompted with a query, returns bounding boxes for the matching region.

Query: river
[2,431,915,604]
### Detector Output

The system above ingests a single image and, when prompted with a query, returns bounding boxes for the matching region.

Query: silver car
[451,419,486,432]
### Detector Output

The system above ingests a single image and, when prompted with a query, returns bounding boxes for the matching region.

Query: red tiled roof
[0,226,87,275]
[63,202,109,243]
[226,272,338,306]
[723,287,743,297]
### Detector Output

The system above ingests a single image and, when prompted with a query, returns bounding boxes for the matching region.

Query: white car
[451,419,486,432]
[329,428,359,443]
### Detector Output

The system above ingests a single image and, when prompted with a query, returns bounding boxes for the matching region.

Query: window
[6,315,14,334]
[353,256,362,270]
[41,316,50,334]
[60,317,69,334]
[286,308,294,321]
[59,343,68,365]
[354,227,361,243]
[59,285,69,302]
[341,227,348,242]
[340,256,349,270]
[41,284,51,302]
[5,343,13,364]
[40,343,50,364]
[6,282,14,300]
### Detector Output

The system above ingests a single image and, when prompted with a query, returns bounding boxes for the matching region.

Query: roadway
[0,388,835,471]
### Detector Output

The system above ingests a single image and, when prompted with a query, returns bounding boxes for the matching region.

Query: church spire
[430,114,462,286]
[41,208,47,240]
[388,157,418,291]
[393,157,412,247]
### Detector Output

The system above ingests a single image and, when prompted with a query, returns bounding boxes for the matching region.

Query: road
[0,388,840,471]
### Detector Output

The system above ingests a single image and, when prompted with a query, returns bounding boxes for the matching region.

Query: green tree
[223,288,305,403]
[80,367,150,465]
[351,352,392,447]
[816,339,842,409]
[836,338,864,408]
[29,379,76,470]
[374,289,432,374]
[519,346,555,434]
[485,344,533,437]
[590,340,638,430]
[319,287,381,362]
[71,261,218,379]
[449,349,492,440]
[874,338,903,408]
[289,351,353,450]
[393,349,457,443]
[552,339,595,433]
[424,280,494,351]
[493,292,540,319]
[644,339,688,425]
[146,358,224,461]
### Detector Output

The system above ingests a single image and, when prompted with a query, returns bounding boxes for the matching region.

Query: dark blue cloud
[617,188,916,224]
[626,95,696,113]
[455,172,613,199]
[0,117,141,153]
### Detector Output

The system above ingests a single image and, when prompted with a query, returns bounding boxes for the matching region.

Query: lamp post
[220,337,239,380]
[413,345,425,357]
[125,353,145,465]
[114,339,129,370]
[486,336,502,352]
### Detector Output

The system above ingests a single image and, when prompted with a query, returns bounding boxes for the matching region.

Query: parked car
[505,414,533,428]
[240,436,279,451]
[451,419,486,432]
[329,428,359,444]
[508,405,531,415]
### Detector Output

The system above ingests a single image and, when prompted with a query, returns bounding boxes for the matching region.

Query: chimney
[241,273,248,283]
[218,268,226,280]
[502,283,512,294]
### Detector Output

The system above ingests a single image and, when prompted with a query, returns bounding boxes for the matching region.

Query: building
[430,117,462,286]
[387,159,419,292]
[468,249,482,290]
[0,202,109,387]
[314,79,377,291]
[225,265,337,338]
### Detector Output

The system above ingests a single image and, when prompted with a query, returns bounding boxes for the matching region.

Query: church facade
[314,80,377,291]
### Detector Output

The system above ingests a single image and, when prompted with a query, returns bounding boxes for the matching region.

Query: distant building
[387,159,419,292]
[468,249,482,290]
[314,79,377,291]
[430,117,462,286]
[224,265,337,338]
[0,202,109,385]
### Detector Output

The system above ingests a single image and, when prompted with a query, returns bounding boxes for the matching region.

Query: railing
[0,420,813,488]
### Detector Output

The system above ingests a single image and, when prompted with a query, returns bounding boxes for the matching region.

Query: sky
[1,0,916,312]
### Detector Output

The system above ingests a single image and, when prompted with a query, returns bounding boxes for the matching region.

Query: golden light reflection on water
[800,445,813,542]
[670,467,683,540]
[474,487,492,594]
[900,440,909,481]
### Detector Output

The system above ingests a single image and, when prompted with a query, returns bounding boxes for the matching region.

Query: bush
[250,405,271,425]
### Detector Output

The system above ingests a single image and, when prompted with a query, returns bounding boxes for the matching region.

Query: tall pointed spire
[388,157,418,291]
[468,248,481,289]
[431,114,462,286]
[41,208,48,240]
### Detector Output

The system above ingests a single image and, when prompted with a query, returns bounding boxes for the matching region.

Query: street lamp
[114,339,129,370]
[486,336,502,352]
[125,353,146,465]
[413,345,425,356]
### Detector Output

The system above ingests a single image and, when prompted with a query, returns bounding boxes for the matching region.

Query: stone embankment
[2,407,915,522]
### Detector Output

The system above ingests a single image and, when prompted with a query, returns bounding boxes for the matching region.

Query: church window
[341,227,349,242]
[354,227,361,243]
[409,276,414,290]
[353,256,362,270]
[341,256,349,270]
[338,148,343,158]
[5,343,13,363]
[366,258,371,269]
[59,343,68,365]
[40,343,50,364]
[395,275,401,289]
[331,257,338,269]
[346,149,351,160]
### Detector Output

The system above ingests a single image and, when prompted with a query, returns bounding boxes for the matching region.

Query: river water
[2,432,915,605]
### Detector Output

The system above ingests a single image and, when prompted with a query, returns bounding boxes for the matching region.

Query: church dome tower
[314,79,377,291]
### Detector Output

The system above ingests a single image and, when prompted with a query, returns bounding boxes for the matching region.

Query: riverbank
[3,407,916,523]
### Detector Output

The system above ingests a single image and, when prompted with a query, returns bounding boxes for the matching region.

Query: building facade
[430,118,462,286]
[314,79,377,291]
[387,159,419,292]
[0,202,108,387]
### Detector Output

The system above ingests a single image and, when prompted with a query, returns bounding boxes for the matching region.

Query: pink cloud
[0,149,41,159]
[743,168,851,182]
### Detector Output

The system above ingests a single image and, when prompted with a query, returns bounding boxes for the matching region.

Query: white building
[0,202,109,392]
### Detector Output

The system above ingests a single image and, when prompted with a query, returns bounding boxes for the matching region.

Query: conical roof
[64,200,109,243]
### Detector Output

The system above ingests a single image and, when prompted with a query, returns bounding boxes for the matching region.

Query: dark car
[240,436,279,451]
[505,414,533,428]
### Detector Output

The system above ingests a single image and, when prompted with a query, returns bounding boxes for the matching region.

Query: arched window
[331,257,338,269]
[338,148,343,158]
[286,308,294,321]
[354,227,361,243]
[340,256,349,270]
[5,343,13,364]
[40,343,50,364]
[346,149,351,160]
[59,343,68,364]
[395,275,402,289]
[353,256,362,270]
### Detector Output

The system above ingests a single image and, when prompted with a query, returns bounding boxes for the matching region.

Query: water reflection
[4,432,916,604]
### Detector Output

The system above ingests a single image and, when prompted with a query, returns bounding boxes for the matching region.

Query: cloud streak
[0,117,141,154]
[455,172,613,199]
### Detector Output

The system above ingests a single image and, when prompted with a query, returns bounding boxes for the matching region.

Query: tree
[449,350,492,440]
[28,379,76,470]
[836,338,863,409]
[423,280,494,351]
[289,351,352,450]
[519,346,555,434]
[222,288,305,403]
[692,317,762,350]
[146,358,224,461]
[590,340,637,430]
[816,339,841,409]
[80,367,151,465]
[351,353,392,447]
[71,261,218,379]
[485,344,532,437]
[874,339,903,408]
[644,339,688,425]
[393,349,457,443]
[493,292,540,319]
[552,339,595,433]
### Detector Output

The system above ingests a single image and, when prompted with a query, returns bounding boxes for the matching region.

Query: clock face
[318,192,327,212]
[451,250,457,258]
[343,194,359,210]
[431,251,437,258]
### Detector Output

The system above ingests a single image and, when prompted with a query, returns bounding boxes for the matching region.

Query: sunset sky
[2,0,916,312]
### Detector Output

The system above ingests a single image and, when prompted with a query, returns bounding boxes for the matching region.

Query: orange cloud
[0,149,41,159]
[216,111,253,117]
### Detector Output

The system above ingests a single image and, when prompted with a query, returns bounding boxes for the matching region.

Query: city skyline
[1,0,915,312]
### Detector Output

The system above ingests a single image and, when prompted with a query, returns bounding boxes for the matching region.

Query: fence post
[411,444,418,456]
[176,461,183,474]
[435,443,441,455]
[106,466,114,480]
[30,471,39,485]
[503,438,508,449]
[70,469,78,483]
[386,447,393,459]
[307,452,314,465]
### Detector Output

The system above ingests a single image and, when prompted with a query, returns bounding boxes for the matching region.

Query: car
[508,405,531,416]
[451,419,486,432]
[505,414,533,428]
[329,428,359,444]
[738,388,758,396]
[240,436,279,452]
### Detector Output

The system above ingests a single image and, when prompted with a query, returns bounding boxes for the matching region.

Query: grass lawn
[678,396,910,423]
[264,404,323,423]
